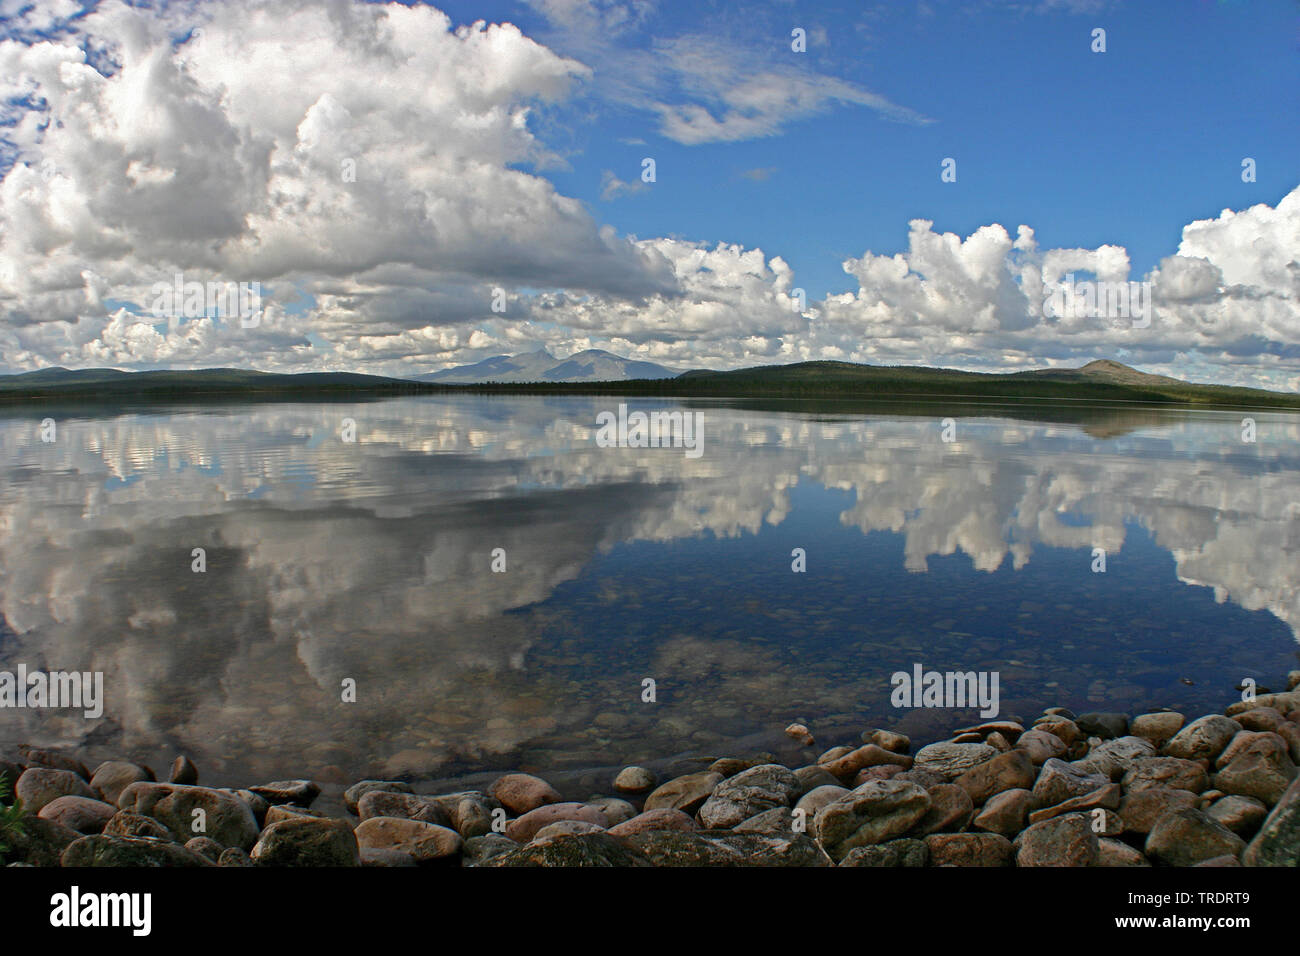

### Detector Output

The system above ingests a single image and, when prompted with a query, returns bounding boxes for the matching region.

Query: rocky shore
[3,677,1299,868]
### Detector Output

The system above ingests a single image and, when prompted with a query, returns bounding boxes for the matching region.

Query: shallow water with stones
[0,395,1296,788]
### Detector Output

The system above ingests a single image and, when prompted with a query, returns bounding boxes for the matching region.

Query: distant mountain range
[418,348,681,384]
[0,359,1296,409]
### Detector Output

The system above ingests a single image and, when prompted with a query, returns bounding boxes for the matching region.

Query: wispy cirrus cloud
[523,0,931,144]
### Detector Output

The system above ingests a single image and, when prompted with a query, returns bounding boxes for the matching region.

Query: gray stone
[912,742,997,778]
[1122,757,1209,794]
[1031,758,1109,808]
[734,806,795,834]
[697,764,799,828]
[356,790,450,826]
[1070,736,1157,781]
[184,836,224,862]
[462,833,518,866]
[837,838,928,867]
[1165,715,1242,763]
[1243,774,1300,866]
[103,811,176,842]
[487,831,651,867]
[625,829,830,867]
[118,782,260,850]
[1075,713,1128,739]
[250,816,360,866]
[1118,787,1199,835]
[3,815,79,866]
[61,834,211,867]
[813,779,930,861]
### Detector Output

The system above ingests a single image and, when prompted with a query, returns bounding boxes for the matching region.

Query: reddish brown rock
[1121,757,1209,794]
[1212,733,1298,805]
[36,795,116,834]
[1015,729,1067,765]
[953,750,1036,805]
[925,832,1013,866]
[1027,783,1120,825]
[913,783,974,836]
[972,788,1032,837]
[1165,716,1242,763]
[852,765,904,786]
[488,773,562,815]
[354,817,464,863]
[505,802,608,843]
[1014,812,1099,867]
[1118,786,1199,835]
[643,772,722,815]
[822,744,912,781]
[1097,837,1149,866]
[607,808,697,837]
[1146,808,1245,866]
[1032,717,1081,746]
[1130,712,1185,749]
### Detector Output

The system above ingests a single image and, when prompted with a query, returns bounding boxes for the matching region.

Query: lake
[1,395,1297,789]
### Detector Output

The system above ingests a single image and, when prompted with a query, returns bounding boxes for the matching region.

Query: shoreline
[3,678,1298,867]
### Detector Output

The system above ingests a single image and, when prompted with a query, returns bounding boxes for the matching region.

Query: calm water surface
[1,396,1297,787]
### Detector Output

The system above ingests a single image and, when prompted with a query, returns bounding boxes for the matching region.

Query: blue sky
[446,0,1299,297]
[0,0,1297,386]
